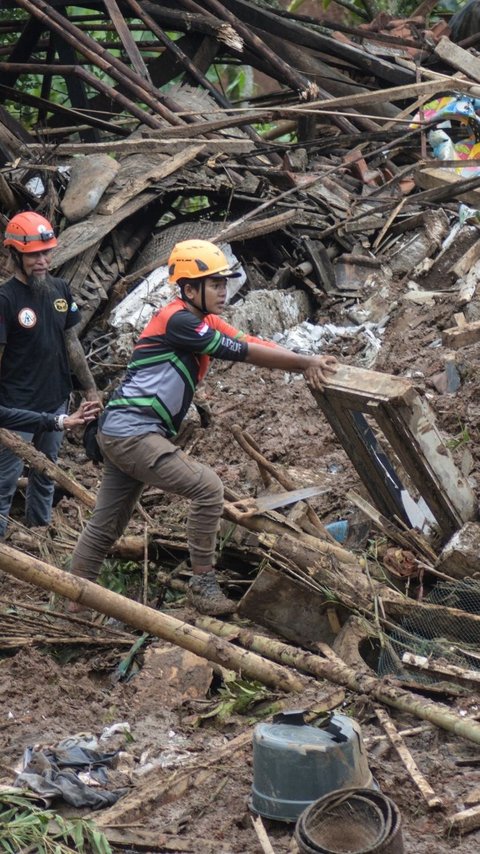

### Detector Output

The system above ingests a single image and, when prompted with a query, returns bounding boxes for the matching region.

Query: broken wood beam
[0,62,165,131]
[22,138,253,155]
[14,0,185,126]
[435,36,480,84]
[0,543,304,693]
[415,166,480,207]
[0,428,95,509]
[184,0,317,99]
[442,319,480,350]
[197,616,480,746]
[402,652,480,689]
[448,802,480,834]
[104,0,151,82]
[374,706,444,810]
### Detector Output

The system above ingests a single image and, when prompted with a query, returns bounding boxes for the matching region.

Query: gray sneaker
[187,571,236,616]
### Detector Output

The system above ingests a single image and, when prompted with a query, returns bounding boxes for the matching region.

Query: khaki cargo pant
[71,431,224,582]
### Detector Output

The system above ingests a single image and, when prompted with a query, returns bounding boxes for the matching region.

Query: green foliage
[198,675,273,724]
[0,789,111,854]
[98,558,142,596]
[446,422,471,451]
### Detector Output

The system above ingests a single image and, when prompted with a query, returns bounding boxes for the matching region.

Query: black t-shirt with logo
[0,275,80,412]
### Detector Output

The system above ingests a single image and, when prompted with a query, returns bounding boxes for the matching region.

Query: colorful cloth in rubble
[102,296,275,439]
[411,95,480,177]
[411,94,480,129]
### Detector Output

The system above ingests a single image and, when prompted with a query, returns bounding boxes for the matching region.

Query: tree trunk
[0,428,95,508]
[0,543,304,693]
[197,617,480,747]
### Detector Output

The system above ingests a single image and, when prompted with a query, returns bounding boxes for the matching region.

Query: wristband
[54,414,67,431]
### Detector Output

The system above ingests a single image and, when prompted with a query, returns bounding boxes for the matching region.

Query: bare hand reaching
[64,400,101,429]
[304,355,338,391]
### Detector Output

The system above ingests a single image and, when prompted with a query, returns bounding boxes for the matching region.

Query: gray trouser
[0,401,67,536]
[71,431,224,582]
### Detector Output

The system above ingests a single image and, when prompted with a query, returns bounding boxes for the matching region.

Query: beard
[26,271,54,294]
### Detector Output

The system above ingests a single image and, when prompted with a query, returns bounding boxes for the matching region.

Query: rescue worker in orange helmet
[0,211,102,538]
[68,239,337,617]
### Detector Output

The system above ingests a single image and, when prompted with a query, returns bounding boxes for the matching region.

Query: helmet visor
[209,266,242,279]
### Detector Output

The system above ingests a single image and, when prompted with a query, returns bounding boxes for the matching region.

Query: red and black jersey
[103,297,274,439]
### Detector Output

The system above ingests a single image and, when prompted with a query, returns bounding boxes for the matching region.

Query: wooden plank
[237,565,339,647]
[50,189,160,268]
[450,239,480,279]
[376,398,476,535]
[416,166,480,207]
[97,144,205,215]
[313,366,476,537]
[317,364,415,407]
[104,0,151,81]
[315,397,407,522]
[435,36,480,83]
[23,138,254,155]
[448,803,480,834]
[442,320,480,349]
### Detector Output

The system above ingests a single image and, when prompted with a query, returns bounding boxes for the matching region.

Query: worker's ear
[182,280,201,301]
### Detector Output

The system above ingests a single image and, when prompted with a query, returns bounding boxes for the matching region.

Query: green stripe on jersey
[128,351,195,392]
[200,330,222,355]
[107,396,176,435]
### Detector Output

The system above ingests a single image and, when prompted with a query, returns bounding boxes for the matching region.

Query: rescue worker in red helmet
[68,239,337,617]
[0,211,102,538]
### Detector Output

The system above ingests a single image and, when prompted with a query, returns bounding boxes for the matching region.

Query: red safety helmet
[4,211,58,253]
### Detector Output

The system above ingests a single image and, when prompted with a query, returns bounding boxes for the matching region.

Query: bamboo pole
[0,543,303,693]
[0,428,95,508]
[197,617,480,747]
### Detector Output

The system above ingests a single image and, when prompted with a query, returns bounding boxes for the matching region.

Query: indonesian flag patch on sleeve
[195,321,209,336]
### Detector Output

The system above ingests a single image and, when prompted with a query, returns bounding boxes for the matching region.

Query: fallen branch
[0,428,95,508]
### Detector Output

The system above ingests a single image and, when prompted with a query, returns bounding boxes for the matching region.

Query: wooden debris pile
[2,0,480,343]
[3,2,480,843]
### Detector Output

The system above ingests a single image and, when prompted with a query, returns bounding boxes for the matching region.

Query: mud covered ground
[1,272,480,853]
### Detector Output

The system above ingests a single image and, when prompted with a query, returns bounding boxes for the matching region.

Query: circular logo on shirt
[54,298,68,313]
[18,307,37,328]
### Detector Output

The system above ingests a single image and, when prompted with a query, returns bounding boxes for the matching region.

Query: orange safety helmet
[4,211,58,253]
[168,239,240,283]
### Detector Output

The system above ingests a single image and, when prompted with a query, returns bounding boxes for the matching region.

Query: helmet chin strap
[11,248,26,278]
[181,279,208,314]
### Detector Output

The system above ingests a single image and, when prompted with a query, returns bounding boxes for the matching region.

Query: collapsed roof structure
[4,3,480,850]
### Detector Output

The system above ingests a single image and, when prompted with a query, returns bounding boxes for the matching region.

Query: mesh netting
[378,578,480,684]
